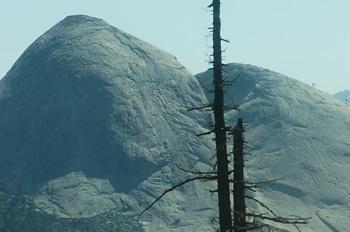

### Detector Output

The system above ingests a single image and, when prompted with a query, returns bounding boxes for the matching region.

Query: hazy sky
[1,0,349,93]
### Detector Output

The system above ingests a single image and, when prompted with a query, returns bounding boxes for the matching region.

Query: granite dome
[0,15,216,231]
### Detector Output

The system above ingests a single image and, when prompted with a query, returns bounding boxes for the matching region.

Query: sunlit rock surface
[1,14,349,232]
[197,63,350,231]
[0,15,216,231]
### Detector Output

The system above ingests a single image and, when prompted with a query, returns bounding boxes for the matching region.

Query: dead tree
[232,118,246,231]
[210,0,233,231]
[139,1,232,231]
[139,1,309,231]
[230,118,310,231]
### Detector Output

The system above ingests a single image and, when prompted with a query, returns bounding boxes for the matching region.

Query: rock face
[2,15,350,232]
[0,15,216,231]
[197,63,350,232]
[0,192,143,232]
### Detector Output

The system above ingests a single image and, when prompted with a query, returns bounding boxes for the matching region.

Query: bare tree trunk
[212,0,232,231]
[233,118,246,232]
[139,2,309,230]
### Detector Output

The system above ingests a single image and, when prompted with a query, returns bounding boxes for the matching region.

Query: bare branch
[221,38,230,43]
[245,195,310,231]
[210,105,239,111]
[228,178,284,190]
[243,144,251,149]
[222,80,235,87]
[244,178,285,186]
[197,129,215,137]
[244,186,256,192]
[138,175,217,219]
[224,104,240,111]
[244,212,305,232]
[188,104,213,112]
[174,163,217,175]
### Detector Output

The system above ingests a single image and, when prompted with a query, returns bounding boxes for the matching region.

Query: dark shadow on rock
[266,182,304,199]
[0,52,162,194]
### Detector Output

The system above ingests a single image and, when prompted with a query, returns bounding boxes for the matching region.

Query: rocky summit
[0,15,216,231]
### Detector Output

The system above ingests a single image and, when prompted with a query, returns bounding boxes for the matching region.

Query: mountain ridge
[0,15,217,231]
[0,15,349,232]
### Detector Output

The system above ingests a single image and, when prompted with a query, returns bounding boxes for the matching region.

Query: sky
[0,0,349,94]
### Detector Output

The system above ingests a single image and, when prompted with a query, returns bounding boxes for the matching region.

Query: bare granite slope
[1,14,349,232]
[0,15,216,231]
[197,63,350,231]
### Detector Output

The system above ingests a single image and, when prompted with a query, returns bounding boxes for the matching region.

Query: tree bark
[212,0,233,231]
[233,118,247,231]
